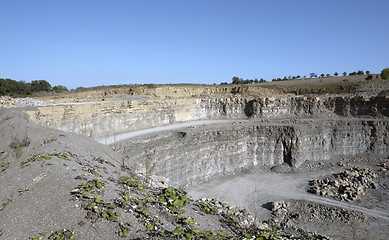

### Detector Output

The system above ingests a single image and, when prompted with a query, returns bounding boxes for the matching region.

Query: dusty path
[96,119,235,144]
[186,168,389,221]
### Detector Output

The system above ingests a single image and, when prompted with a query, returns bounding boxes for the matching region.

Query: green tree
[366,70,370,75]
[231,76,240,84]
[31,80,51,92]
[326,74,331,78]
[381,68,389,80]
[343,72,347,76]
[52,85,69,93]
[334,72,338,76]
[320,73,325,78]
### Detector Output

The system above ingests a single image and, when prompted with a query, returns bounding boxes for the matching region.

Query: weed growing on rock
[154,187,190,214]
[0,162,9,172]
[119,175,144,191]
[29,229,75,240]
[117,222,132,237]
[198,201,218,214]
[20,152,71,168]
[1,200,10,210]
[20,154,51,167]
[71,178,122,224]
[51,152,70,160]
[41,138,57,146]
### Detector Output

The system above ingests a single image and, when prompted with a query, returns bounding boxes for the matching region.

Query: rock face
[113,119,388,187]
[10,85,388,186]
[22,94,388,138]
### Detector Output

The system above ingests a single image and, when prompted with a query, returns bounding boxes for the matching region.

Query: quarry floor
[186,163,389,221]
[185,157,389,239]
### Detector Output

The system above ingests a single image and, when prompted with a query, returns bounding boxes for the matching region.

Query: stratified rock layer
[114,119,388,187]
[23,94,388,138]
[16,87,389,187]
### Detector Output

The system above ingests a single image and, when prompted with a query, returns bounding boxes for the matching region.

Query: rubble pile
[13,97,47,107]
[272,200,367,223]
[0,96,16,107]
[309,167,378,201]
[0,96,47,107]
[270,200,290,223]
[198,198,256,229]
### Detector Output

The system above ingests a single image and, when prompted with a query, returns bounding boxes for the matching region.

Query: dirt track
[96,119,234,144]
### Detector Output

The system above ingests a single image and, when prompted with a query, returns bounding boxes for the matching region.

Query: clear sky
[1,0,388,89]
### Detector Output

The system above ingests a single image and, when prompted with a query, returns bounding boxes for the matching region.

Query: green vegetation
[29,229,76,240]
[231,76,265,84]
[154,187,190,214]
[198,201,217,214]
[67,173,327,239]
[227,69,373,84]
[381,68,389,80]
[41,138,57,146]
[0,162,10,173]
[20,152,70,167]
[0,78,68,97]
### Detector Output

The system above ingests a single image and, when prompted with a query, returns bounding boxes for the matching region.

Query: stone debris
[309,166,378,201]
[270,201,290,223]
[0,96,16,107]
[13,97,47,107]
[198,198,256,229]
[270,200,339,240]
[0,96,47,107]
[382,162,389,170]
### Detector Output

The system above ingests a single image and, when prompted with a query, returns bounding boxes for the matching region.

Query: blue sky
[1,0,388,89]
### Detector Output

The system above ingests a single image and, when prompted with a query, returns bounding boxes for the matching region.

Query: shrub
[381,68,389,80]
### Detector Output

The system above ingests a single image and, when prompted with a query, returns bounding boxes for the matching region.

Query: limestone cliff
[113,119,388,187]
[24,93,388,138]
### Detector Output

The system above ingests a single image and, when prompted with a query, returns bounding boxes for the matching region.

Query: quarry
[0,76,388,239]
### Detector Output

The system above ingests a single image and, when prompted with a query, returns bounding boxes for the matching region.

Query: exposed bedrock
[24,94,389,138]
[113,119,389,187]
[21,92,389,187]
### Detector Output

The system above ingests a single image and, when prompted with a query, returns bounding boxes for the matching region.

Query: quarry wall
[24,94,388,138]
[21,91,389,187]
[113,119,389,187]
